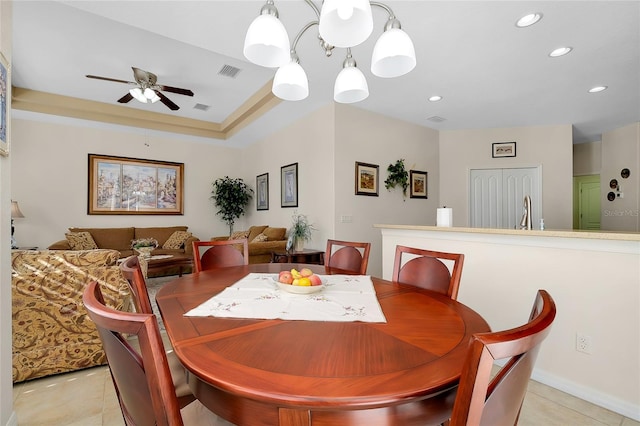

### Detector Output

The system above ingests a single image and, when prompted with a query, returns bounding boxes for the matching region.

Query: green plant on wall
[384,159,409,199]
[210,176,253,235]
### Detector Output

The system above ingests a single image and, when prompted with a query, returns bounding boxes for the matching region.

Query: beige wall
[439,124,574,230]
[11,117,243,248]
[601,123,640,231]
[573,141,602,176]
[0,0,14,424]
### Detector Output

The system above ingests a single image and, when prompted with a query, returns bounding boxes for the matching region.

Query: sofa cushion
[69,227,134,253]
[135,226,189,247]
[65,232,99,250]
[247,225,268,242]
[253,233,268,242]
[162,231,192,249]
[229,230,250,240]
[262,227,287,241]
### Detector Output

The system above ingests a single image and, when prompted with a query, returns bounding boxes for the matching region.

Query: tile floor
[12,364,639,426]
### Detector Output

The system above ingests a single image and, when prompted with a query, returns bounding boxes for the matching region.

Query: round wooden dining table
[156,263,490,426]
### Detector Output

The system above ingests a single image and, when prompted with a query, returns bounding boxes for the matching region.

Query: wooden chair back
[392,245,464,299]
[450,290,556,426]
[193,239,249,273]
[119,255,153,314]
[82,281,184,426]
[324,239,371,274]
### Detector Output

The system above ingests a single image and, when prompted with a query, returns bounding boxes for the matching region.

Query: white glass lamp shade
[319,0,373,48]
[272,62,309,101]
[334,66,369,103]
[371,28,416,78]
[129,88,148,103]
[244,14,291,68]
[143,88,161,103]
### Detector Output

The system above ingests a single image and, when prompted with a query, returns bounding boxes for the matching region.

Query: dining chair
[324,239,371,274]
[391,245,464,300]
[193,239,249,273]
[119,255,195,409]
[448,289,557,426]
[83,281,231,426]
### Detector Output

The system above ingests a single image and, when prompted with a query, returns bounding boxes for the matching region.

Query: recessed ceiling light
[588,86,608,93]
[428,95,442,102]
[549,47,572,57]
[516,13,543,28]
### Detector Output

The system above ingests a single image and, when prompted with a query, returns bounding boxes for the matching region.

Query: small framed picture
[492,142,516,158]
[355,162,379,196]
[409,170,428,199]
[281,163,298,208]
[256,173,269,211]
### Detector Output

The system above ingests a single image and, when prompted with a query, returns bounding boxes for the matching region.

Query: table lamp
[11,201,25,249]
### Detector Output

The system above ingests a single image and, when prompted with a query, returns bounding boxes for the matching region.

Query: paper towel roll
[437,208,453,227]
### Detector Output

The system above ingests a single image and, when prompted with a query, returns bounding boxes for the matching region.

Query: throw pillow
[65,232,99,250]
[262,227,286,241]
[247,225,268,242]
[229,230,250,241]
[253,233,268,242]
[162,231,192,249]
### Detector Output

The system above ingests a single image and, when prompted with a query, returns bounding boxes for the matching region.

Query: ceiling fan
[86,67,194,111]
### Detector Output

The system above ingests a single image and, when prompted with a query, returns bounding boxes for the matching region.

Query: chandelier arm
[302,0,321,20]
[370,1,395,19]
[291,21,319,53]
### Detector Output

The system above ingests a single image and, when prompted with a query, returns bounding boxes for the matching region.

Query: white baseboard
[4,411,17,426]
[531,368,640,422]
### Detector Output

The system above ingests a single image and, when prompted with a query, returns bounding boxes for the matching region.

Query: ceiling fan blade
[117,92,134,104]
[155,91,180,111]
[86,74,135,85]
[158,85,194,97]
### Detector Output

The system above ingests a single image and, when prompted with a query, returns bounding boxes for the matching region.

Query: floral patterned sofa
[11,249,131,382]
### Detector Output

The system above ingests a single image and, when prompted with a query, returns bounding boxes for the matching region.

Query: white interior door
[470,167,541,229]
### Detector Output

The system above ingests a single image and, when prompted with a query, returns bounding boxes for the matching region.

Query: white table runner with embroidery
[184,273,387,323]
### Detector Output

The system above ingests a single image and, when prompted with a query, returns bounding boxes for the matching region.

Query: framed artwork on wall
[281,163,298,208]
[355,162,379,196]
[409,170,428,199]
[0,53,10,157]
[88,154,184,215]
[492,141,516,158]
[256,173,269,210]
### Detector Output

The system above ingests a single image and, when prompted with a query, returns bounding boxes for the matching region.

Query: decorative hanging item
[384,159,409,199]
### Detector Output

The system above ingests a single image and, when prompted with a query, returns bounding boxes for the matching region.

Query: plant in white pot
[289,212,315,252]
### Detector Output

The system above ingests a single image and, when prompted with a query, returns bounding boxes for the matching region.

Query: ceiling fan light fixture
[129,88,148,103]
[371,26,416,78]
[319,0,373,48]
[244,1,291,68]
[143,88,160,103]
[273,61,309,101]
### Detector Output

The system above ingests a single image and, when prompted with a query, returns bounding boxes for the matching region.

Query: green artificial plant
[210,176,253,235]
[290,212,315,249]
[384,159,409,198]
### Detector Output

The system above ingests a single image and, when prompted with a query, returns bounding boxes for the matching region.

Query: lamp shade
[143,88,161,103]
[319,0,373,48]
[371,28,416,78]
[272,61,309,101]
[129,88,148,103]
[244,14,291,68]
[11,201,25,218]
[334,66,369,103]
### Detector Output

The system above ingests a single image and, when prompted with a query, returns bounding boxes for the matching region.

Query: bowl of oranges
[276,268,324,294]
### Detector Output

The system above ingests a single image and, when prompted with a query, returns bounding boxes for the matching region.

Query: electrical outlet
[576,333,593,354]
[340,215,353,223]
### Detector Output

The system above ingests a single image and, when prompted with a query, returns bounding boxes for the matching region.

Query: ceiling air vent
[193,103,210,111]
[218,64,241,78]
[427,116,447,123]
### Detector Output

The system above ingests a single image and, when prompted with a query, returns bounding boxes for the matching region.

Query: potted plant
[210,176,254,235]
[131,237,158,259]
[384,159,409,199]
[289,212,315,252]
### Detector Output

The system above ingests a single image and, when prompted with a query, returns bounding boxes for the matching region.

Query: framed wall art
[492,141,516,158]
[409,170,428,199]
[281,163,298,208]
[0,53,10,157]
[88,154,184,215]
[355,161,379,196]
[256,173,269,211]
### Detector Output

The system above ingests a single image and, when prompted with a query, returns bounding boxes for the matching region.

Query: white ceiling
[11,1,640,147]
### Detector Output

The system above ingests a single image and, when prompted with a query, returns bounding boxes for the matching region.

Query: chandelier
[243,0,416,104]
